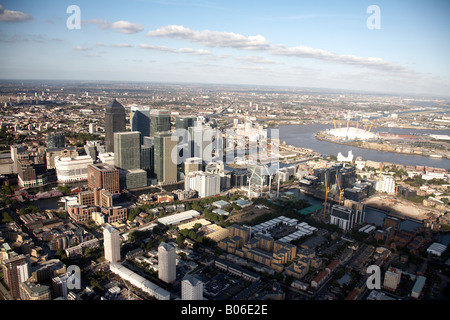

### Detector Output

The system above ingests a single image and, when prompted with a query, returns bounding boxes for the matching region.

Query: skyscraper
[46,132,65,149]
[114,131,141,170]
[181,275,203,300]
[153,132,177,184]
[158,242,176,284]
[175,116,196,131]
[104,99,126,152]
[150,109,171,137]
[87,163,120,194]
[103,224,121,263]
[131,106,151,144]
[2,254,30,299]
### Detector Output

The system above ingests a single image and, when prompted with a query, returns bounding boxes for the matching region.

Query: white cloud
[269,45,413,74]
[111,20,143,34]
[111,43,133,48]
[84,19,143,34]
[74,46,89,51]
[235,55,281,65]
[0,4,32,22]
[146,25,270,50]
[146,24,418,75]
[139,44,211,55]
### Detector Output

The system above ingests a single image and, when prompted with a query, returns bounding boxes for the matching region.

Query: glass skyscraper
[130,106,151,145]
[150,109,171,137]
[104,99,126,152]
[114,131,141,170]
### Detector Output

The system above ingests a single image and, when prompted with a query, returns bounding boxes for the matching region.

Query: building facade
[158,242,176,284]
[87,163,120,194]
[55,155,94,182]
[105,99,126,152]
[131,106,151,144]
[150,109,171,137]
[103,224,121,263]
[153,132,178,184]
[114,131,141,170]
[181,274,203,300]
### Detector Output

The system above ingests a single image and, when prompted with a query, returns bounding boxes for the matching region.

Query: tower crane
[323,172,330,222]
[336,173,344,205]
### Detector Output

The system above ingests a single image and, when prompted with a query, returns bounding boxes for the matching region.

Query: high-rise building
[46,132,65,149]
[105,99,126,152]
[158,242,176,284]
[181,275,203,300]
[153,132,177,184]
[183,157,202,174]
[140,144,154,173]
[131,106,151,144]
[103,224,121,263]
[176,116,196,131]
[330,205,354,231]
[150,109,171,137]
[87,163,120,194]
[52,272,72,299]
[375,174,396,194]
[383,267,402,292]
[184,171,220,198]
[114,132,141,170]
[2,254,30,299]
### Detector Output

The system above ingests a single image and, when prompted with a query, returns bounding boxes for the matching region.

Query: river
[276,124,450,169]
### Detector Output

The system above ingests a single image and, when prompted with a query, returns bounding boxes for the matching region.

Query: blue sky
[0,0,449,97]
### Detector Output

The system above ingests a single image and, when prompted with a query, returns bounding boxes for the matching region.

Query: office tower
[183,157,202,174]
[87,163,120,194]
[52,272,72,299]
[131,106,151,144]
[184,171,220,198]
[46,132,65,149]
[153,132,177,184]
[176,116,196,131]
[330,205,354,231]
[140,144,154,173]
[103,224,121,263]
[2,254,30,299]
[188,124,219,163]
[10,144,26,173]
[104,99,126,152]
[150,109,171,137]
[158,242,176,284]
[181,275,203,300]
[114,132,141,170]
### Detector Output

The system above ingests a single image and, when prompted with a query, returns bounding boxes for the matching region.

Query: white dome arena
[327,127,378,140]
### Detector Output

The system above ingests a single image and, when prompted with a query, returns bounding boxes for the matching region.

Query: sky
[0,0,449,97]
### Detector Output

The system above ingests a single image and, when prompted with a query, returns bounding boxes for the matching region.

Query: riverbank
[315,131,449,160]
[363,195,440,221]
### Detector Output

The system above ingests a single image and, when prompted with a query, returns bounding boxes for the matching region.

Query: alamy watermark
[66,5,81,30]
[67,265,81,290]
[169,123,280,176]
[366,5,381,30]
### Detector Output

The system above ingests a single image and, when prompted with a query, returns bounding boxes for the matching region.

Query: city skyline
[0,0,449,97]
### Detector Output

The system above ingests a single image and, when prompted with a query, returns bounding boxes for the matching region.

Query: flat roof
[158,210,201,225]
